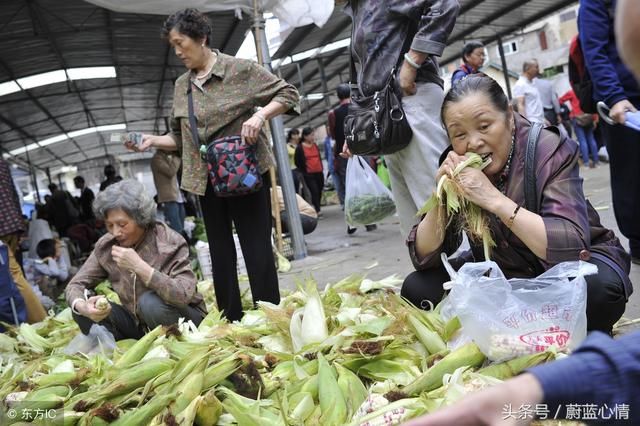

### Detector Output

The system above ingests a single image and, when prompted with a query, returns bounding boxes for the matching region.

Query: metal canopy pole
[252,7,307,260]
[317,58,331,109]
[497,35,512,99]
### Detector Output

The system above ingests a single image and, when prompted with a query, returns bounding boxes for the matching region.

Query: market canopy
[1,0,577,170]
[0,0,332,172]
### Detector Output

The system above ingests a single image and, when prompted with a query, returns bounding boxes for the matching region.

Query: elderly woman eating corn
[402,75,632,333]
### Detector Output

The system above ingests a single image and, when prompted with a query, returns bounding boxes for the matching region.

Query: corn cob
[68,358,175,409]
[289,391,315,422]
[478,351,555,380]
[109,393,176,426]
[11,385,71,413]
[171,357,207,415]
[31,368,89,387]
[113,325,165,369]
[194,388,223,426]
[299,374,319,401]
[174,394,201,425]
[407,314,446,355]
[402,342,485,396]
[98,358,174,397]
[201,354,242,391]
[349,397,422,426]
[336,363,369,419]
[95,297,109,311]
[317,353,348,425]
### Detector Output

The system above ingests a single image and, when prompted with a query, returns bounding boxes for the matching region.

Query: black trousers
[601,121,640,257]
[303,172,324,212]
[72,292,204,341]
[544,108,559,126]
[401,257,627,333]
[280,211,318,235]
[199,174,280,322]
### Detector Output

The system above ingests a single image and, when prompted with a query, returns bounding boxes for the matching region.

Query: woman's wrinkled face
[443,92,514,178]
[465,47,486,69]
[168,28,206,70]
[105,208,145,248]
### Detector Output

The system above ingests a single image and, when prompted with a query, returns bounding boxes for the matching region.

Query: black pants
[199,174,280,322]
[601,121,640,257]
[544,108,559,126]
[280,211,318,235]
[401,257,627,333]
[303,172,324,213]
[72,292,204,341]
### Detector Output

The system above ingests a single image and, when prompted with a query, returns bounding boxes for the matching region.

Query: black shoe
[632,256,640,266]
[347,226,357,235]
[365,224,377,232]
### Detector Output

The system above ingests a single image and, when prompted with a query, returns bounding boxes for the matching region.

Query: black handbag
[344,55,413,156]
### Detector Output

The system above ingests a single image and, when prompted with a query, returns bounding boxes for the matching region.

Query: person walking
[328,83,351,209]
[559,88,599,168]
[131,8,299,321]
[294,127,324,215]
[534,76,562,126]
[286,128,303,195]
[513,59,545,124]
[341,0,460,237]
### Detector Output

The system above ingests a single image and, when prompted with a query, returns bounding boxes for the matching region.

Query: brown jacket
[65,222,205,319]
[151,150,181,203]
[169,50,300,196]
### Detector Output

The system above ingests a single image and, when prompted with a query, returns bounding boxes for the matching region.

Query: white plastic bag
[63,324,116,356]
[440,254,596,362]
[344,156,396,226]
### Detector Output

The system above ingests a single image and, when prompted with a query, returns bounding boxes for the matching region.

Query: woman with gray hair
[65,179,206,340]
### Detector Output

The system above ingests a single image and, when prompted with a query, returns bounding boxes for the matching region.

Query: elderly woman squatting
[65,180,206,340]
[402,76,631,333]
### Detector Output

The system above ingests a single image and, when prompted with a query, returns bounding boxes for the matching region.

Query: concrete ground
[277,162,640,333]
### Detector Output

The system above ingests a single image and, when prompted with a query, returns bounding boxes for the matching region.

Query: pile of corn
[0,275,564,426]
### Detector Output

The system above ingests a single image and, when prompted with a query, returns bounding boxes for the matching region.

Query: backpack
[0,241,27,331]
[569,1,614,114]
[568,35,597,114]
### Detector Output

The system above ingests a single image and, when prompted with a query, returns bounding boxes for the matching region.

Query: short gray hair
[522,59,538,73]
[94,179,156,227]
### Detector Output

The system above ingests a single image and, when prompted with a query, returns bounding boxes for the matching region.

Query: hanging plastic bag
[344,156,396,226]
[63,324,116,356]
[440,254,595,362]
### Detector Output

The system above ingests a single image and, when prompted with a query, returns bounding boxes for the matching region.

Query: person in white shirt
[513,59,545,123]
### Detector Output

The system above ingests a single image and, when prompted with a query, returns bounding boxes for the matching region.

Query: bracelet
[506,205,521,229]
[404,53,421,69]
[254,111,266,124]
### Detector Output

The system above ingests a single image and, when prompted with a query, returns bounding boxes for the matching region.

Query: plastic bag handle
[536,261,598,280]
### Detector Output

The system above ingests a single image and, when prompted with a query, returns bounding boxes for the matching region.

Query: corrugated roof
[0,0,249,170]
[277,0,578,130]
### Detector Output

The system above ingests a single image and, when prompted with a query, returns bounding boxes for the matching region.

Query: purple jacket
[408,114,631,294]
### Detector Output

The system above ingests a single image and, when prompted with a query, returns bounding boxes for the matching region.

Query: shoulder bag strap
[524,122,543,214]
[186,84,201,151]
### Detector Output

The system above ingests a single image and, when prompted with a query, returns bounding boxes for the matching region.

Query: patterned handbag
[205,135,263,197]
[187,85,262,197]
